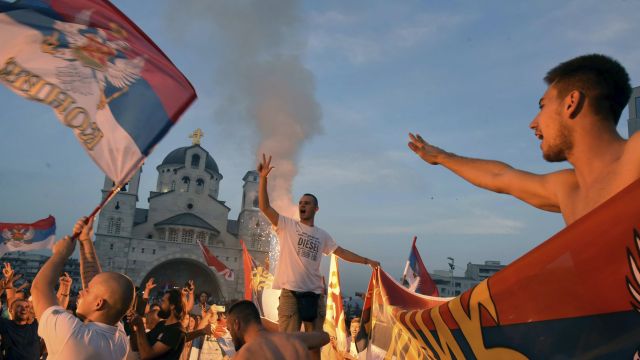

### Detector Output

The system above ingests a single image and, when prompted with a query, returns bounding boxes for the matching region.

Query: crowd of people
[0,53,635,359]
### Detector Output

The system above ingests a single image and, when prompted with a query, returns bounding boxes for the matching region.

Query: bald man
[32,217,135,360]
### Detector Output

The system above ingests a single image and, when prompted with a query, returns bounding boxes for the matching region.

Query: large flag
[197,239,234,281]
[0,216,56,256]
[0,0,196,185]
[356,178,640,359]
[322,254,348,360]
[401,236,439,296]
[240,239,279,323]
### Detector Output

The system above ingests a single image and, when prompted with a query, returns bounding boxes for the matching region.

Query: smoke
[168,0,322,217]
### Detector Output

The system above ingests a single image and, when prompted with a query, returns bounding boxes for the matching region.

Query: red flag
[197,239,234,281]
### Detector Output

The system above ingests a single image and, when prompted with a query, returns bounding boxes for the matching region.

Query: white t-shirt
[38,306,129,360]
[273,215,338,293]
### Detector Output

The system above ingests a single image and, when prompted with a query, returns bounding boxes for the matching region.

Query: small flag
[240,239,279,322]
[0,216,56,256]
[197,239,234,281]
[401,236,439,296]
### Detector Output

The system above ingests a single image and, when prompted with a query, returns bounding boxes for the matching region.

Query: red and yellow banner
[357,179,640,359]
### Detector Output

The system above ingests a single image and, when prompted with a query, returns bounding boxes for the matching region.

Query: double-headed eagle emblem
[1,227,34,246]
[40,13,145,110]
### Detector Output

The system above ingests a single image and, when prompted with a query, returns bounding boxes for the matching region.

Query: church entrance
[140,258,224,302]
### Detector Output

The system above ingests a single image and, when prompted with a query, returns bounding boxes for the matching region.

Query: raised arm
[182,280,195,313]
[2,263,20,306]
[74,216,102,289]
[408,132,561,212]
[56,272,72,309]
[258,153,280,226]
[32,236,76,320]
[333,247,380,269]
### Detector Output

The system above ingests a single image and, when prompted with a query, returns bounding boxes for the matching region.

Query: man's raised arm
[408,132,562,212]
[258,153,280,226]
[74,216,102,289]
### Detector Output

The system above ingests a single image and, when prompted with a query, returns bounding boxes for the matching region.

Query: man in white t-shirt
[32,217,135,360]
[257,154,380,333]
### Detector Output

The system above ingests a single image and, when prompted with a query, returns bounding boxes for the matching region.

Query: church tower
[237,170,271,251]
[97,169,141,239]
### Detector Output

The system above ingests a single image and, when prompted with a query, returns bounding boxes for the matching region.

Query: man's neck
[243,323,268,345]
[13,318,28,325]
[568,124,625,185]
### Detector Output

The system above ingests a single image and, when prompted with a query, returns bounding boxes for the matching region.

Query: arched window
[107,217,115,234]
[191,154,201,168]
[114,218,122,235]
[252,196,259,208]
[171,181,176,191]
[196,178,205,194]
[182,176,190,192]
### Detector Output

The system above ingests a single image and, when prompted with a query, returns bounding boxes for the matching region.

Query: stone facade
[94,135,270,302]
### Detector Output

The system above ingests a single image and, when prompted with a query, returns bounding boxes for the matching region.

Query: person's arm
[185,325,212,342]
[182,280,195,313]
[140,278,155,315]
[130,315,173,360]
[257,153,280,226]
[408,133,561,212]
[333,247,380,269]
[293,331,331,350]
[32,236,76,320]
[74,216,102,289]
[56,272,72,309]
[2,263,19,305]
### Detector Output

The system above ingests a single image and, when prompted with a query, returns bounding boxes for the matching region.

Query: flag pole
[71,158,144,239]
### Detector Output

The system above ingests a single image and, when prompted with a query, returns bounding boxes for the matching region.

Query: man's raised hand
[73,216,95,242]
[408,133,447,165]
[257,153,274,178]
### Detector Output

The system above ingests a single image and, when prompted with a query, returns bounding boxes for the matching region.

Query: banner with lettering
[357,178,640,359]
[0,0,196,185]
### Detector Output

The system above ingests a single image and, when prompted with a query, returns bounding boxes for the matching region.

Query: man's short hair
[227,300,260,325]
[302,193,319,207]
[350,317,361,325]
[9,298,28,311]
[166,289,186,321]
[544,54,631,125]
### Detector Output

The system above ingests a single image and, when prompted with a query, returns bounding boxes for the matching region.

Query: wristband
[60,293,69,296]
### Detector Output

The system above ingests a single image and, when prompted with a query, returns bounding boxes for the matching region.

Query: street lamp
[447,257,455,296]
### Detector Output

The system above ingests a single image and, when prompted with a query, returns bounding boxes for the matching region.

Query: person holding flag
[257,154,380,334]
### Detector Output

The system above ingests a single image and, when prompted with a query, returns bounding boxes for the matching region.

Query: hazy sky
[1,0,639,296]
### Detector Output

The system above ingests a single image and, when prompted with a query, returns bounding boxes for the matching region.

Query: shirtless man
[408,54,635,225]
[226,300,329,360]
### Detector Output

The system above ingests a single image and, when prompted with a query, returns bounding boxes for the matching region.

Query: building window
[152,249,156,255]
[141,248,145,254]
[182,176,191,192]
[196,178,205,194]
[171,181,176,191]
[114,218,122,235]
[132,247,135,253]
[109,243,114,250]
[191,154,201,168]
[208,233,217,246]
[107,217,115,234]
[181,229,194,243]
[196,231,207,243]
[168,228,178,242]
[252,196,259,208]
[159,229,166,240]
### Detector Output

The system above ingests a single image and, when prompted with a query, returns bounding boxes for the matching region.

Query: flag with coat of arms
[197,239,234,281]
[0,0,196,186]
[0,216,56,256]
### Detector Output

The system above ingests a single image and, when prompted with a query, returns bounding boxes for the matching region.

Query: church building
[94,129,271,301]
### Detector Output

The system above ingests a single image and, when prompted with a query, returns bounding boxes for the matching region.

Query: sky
[1,0,639,296]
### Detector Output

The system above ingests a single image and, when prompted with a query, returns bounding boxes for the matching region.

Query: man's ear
[565,90,585,119]
[95,298,105,311]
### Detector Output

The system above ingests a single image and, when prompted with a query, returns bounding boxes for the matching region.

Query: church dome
[161,145,220,175]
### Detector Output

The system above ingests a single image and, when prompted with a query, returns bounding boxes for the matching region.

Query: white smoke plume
[168,0,322,218]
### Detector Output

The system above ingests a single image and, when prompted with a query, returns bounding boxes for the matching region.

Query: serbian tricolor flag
[197,239,234,281]
[0,216,56,256]
[355,179,640,359]
[322,254,348,360]
[401,236,439,296]
[0,0,196,185]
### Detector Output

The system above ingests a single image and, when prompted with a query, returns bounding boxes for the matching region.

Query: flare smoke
[170,0,322,217]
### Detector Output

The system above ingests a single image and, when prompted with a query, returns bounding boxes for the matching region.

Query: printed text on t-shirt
[297,232,320,261]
